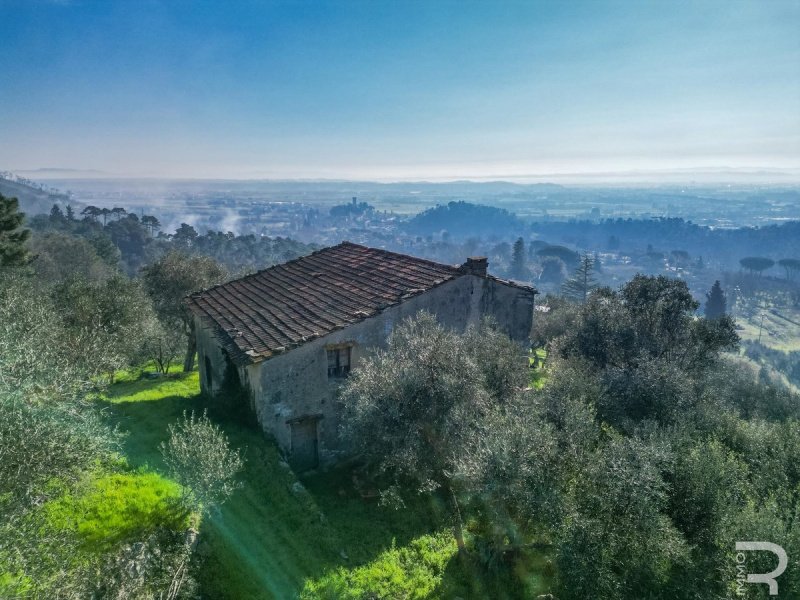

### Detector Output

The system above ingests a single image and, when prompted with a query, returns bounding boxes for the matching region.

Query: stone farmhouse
[186,242,536,470]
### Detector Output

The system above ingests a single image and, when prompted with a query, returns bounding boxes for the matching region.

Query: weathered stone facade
[189,243,535,470]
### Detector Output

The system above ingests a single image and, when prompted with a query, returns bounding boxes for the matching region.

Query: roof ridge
[337,240,462,273]
[188,241,460,299]
[186,242,533,366]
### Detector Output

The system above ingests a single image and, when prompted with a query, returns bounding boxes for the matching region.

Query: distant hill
[404,200,523,238]
[0,174,75,217]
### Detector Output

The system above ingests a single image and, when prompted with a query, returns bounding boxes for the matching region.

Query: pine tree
[510,237,527,280]
[0,194,31,266]
[704,280,727,319]
[65,204,75,221]
[561,252,597,302]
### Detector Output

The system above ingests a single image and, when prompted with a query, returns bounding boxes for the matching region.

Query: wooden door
[290,419,319,471]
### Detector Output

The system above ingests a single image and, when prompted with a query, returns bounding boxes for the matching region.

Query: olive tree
[160,410,244,514]
[52,274,155,379]
[339,312,528,553]
[141,252,227,371]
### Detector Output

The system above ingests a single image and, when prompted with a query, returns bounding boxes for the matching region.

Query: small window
[327,345,352,378]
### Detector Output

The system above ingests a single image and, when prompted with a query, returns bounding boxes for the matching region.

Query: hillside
[98,367,552,599]
[0,174,73,216]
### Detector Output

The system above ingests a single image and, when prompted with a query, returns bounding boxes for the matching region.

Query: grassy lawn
[42,471,190,550]
[736,306,800,352]
[96,369,553,599]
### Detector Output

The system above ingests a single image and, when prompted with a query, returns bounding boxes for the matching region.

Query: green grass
[97,368,553,599]
[113,359,187,382]
[102,371,200,404]
[3,456,195,596]
[736,305,800,352]
[42,472,190,550]
[300,532,457,599]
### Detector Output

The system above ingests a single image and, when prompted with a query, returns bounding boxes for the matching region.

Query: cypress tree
[704,280,727,319]
[0,194,31,266]
[510,237,527,280]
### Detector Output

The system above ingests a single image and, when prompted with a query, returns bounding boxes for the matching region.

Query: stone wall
[195,273,534,465]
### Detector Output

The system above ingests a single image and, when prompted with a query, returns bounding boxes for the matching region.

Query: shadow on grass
[436,548,555,600]
[98,375,442,599]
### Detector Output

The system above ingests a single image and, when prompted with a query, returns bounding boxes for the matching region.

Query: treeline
[0,197,316,379]
[29,202,316,275]
[1,193,246,596]
[402,201,800,270]
[339,277,800,599]
[530,217,800,269]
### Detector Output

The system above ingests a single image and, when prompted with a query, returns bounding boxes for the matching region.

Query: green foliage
[0,395,118,509]
[555,437,690,600]
[530,294,580,349]
[560,275,739,375]
[561,252,597,302]
[534,277,800,599]
[667,439,750,551]
[0,193,31,266]
[52,273,156,376]
[141,250,227,371]
[31,231,118,284]
[740,256,775,275]
[405,201,522,237]
[0,270,91,401]
[510,237,527,280]
[160,410,245,513]
[340,313,529,551]
[778,257,800,280]
[41,472,189,549]
[300,532,456,600]
[538,255,567,285]
[464,393,563,550]
[0,264,200,598]
[705,279,727,319]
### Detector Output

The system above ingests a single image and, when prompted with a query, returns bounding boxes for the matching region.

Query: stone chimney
[462,256,488,277]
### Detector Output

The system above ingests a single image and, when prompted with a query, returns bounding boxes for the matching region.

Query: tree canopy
[561,252,598,302]
[339,313,527,552]
[141,251,227,371]
[704,280,727,319]
[740,256,775,275]
[0,193,31,266]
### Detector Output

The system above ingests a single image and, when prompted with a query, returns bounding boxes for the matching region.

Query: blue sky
[1,0,798,180]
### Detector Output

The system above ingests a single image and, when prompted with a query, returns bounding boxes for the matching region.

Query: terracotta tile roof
[186,241,466,365]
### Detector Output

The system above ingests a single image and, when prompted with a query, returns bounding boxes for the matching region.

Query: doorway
[289,417,319,471]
